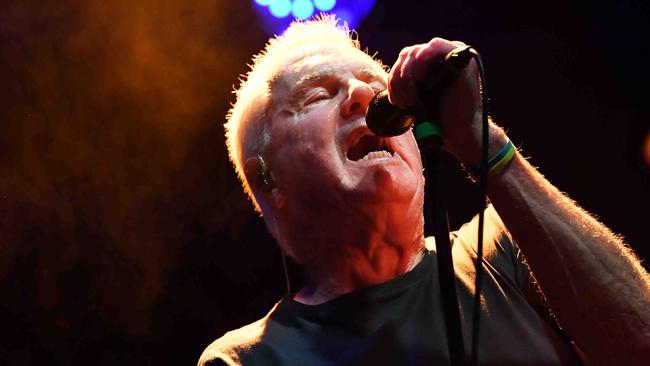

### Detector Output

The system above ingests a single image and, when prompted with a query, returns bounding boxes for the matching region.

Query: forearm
[484,134,650,364]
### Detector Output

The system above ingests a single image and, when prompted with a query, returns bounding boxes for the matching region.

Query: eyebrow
[290,65,385,102]
[294,71,333,94]
[290,67,336,101]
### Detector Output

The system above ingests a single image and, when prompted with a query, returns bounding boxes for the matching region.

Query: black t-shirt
[199,207,581,365]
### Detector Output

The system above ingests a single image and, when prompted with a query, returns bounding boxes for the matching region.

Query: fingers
[450,40,468,49]
[388,45,421,108]
[387,38,469,108]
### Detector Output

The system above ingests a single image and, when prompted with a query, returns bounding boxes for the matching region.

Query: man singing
[198,16,649,365]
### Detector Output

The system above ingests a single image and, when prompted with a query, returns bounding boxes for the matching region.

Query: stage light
[292,0,315,19]
[314,0,336,11]
[251,0,376,36]
[269,0,292,18]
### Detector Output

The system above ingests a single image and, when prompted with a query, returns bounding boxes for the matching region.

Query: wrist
[447,122,509,166]
[462,140,516,182]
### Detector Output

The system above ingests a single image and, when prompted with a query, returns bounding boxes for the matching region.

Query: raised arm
[484,128,650,365]
[388,37,650,365]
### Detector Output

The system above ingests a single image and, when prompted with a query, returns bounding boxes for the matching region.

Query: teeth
[361,150,392,161]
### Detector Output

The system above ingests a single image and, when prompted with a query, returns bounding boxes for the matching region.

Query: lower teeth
[362,150,392,160]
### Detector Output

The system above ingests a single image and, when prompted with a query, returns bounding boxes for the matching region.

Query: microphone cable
[470,48,489,366]
[426,46,490,366]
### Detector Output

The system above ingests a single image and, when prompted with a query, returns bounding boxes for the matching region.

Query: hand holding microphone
[366,39,484,162]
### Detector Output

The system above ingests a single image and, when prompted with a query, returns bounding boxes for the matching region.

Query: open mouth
[347,133,394,161]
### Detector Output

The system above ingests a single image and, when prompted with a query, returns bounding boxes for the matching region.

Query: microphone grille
[365,89,416,137]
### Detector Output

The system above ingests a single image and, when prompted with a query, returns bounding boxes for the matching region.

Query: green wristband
[466,139,516,178]
[487,139,516,175]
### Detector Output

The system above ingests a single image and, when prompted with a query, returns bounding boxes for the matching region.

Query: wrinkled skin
[247,38,483,304]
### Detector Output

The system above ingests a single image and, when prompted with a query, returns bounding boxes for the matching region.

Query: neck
[293,236,425,305]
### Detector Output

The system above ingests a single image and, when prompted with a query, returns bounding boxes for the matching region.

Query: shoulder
[452,204,517,260]
[449,205,533,288]
[426,205,516,264]
[198,302,284,366]
[197,318,266,366]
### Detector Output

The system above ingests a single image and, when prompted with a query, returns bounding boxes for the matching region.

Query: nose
[340,79,375,119]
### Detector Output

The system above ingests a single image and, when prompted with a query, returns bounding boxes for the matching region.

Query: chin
[365,163,422,204]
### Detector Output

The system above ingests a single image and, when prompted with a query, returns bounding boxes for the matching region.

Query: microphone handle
[365,46,475,137]
[422,46,475,98]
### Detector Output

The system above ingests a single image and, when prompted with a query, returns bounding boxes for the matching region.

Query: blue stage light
[336,8,352,25]
[252,0,376,35]
[313,0,336,12]
[292,0,315,19]
[269,0,292,18]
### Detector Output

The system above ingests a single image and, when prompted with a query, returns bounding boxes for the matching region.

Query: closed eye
[304,89,331,105]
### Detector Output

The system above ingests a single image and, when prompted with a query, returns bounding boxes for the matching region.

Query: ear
[244,155,286,209]
[244,155,272,192]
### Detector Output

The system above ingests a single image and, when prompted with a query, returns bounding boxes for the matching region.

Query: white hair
[225,15,385,212]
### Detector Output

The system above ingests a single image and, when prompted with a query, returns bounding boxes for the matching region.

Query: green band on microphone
[415,121,442,141]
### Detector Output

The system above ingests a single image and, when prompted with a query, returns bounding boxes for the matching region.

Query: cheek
[279,111,339,162]
[282,108,335,143]
[274,136,339,187]
[270,107,344,193]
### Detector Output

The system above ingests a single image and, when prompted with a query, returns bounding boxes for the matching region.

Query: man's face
[265,47,425,257]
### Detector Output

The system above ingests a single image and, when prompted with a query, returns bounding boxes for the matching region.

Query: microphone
[366,46,477,137]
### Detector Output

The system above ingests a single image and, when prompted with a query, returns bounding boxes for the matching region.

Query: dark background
[1,0,649,364]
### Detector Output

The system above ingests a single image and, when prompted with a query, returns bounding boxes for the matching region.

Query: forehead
[272,48,387,93]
